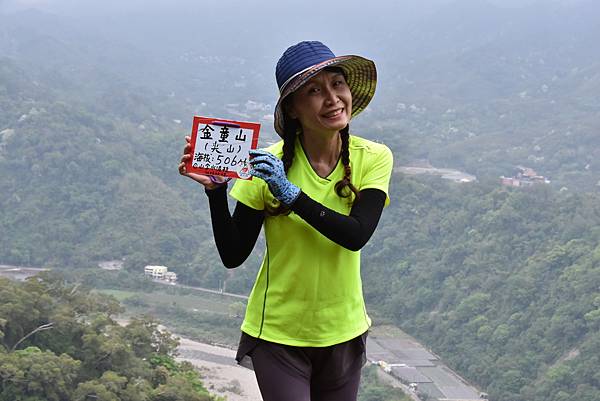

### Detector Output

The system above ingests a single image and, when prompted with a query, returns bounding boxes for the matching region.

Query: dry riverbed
[177,338,262,401]
[114,317,261,400]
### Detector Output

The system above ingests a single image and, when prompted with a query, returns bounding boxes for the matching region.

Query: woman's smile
[322,108,344,118]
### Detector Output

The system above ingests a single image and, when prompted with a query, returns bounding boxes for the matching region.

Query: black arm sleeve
[205,186,264,269]
[290,188,387,251]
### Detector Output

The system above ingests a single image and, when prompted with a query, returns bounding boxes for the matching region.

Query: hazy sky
[1,0,564,16]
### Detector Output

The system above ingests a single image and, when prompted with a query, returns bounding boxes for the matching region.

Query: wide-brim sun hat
[274,41,377,137]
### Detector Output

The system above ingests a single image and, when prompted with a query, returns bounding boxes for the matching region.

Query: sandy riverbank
[113,317,261,400]
[177,338,262,401]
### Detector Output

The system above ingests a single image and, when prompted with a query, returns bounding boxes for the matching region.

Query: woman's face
[287,69,352,136]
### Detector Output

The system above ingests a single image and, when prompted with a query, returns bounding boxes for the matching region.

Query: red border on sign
[186,116,261,180]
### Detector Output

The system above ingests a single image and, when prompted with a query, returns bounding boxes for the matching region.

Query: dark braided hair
[266,115,299,216]
[281,117,299,174]
[335,124,360,201]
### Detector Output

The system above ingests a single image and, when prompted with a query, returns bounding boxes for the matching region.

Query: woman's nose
[323,87,339,105]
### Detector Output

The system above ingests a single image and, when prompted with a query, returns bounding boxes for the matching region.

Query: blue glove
[249,149,300,206]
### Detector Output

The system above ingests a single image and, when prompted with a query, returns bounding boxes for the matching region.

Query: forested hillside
[1,2,600,401]
[0,57,208,269]
[364,177,600,401]
[3,1,600,189]
[0,273,217,401]
[368,0,600,189]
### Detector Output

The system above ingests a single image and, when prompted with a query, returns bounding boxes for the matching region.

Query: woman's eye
[333,80,344,87]
[308,87,320,94]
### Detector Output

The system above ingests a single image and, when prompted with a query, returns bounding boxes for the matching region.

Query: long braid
[335,125,360,202]
[266,117,298,216]
[281,118,298,173]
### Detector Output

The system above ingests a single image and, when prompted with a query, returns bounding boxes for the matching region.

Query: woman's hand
[179,136,230,190]
[249,149,300,206]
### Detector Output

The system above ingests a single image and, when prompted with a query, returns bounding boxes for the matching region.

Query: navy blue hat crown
[276,41,336,92]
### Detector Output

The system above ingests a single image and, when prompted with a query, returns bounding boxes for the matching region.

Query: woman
[179,41,393,401]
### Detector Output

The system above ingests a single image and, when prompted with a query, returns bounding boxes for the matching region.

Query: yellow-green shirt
[229,135,393,347]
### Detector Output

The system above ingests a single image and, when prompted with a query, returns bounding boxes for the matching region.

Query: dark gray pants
[248,333,366,401]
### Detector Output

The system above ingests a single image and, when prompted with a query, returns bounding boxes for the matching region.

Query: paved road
[375,368,422,401]
[0,264,48,281]
[395,165,476,183]
[154,280,249,300]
